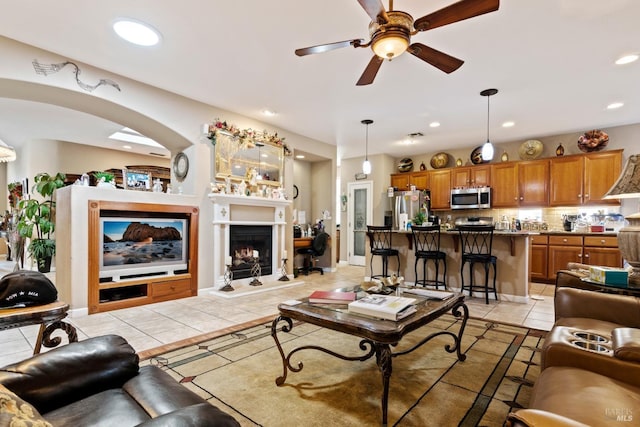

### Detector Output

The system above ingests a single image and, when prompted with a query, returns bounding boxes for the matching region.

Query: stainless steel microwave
[450,187,491,210]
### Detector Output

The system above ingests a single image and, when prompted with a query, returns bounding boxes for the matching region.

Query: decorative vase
[556,143,565,156]
[501,151,509,162]
[419,162,426,171]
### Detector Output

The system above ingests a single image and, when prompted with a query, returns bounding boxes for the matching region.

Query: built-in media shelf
[88,200,199,314]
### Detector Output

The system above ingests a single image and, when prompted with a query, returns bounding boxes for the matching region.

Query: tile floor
[0,264,556,366]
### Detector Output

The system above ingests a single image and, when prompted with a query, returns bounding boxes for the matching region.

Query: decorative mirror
[215,131,284,186]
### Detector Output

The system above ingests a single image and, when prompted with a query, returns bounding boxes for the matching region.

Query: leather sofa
[0,334,239,426]
[506,269,640,427]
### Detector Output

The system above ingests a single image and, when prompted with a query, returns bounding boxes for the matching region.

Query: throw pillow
[0,384,52,427]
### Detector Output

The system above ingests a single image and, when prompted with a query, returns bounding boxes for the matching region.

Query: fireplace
[229,225,272,279]
[209,193,291,289]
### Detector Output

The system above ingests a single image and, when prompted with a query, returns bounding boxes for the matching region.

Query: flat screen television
[99,217,188,281]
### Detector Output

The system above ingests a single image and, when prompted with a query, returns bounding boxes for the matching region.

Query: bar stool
[366,225,400,280]
[411,225,447,289]
[458,225,498,304]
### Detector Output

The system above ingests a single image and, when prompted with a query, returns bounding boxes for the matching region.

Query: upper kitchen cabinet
[549,150,622,206]
[390,171,429,190]
[492,160,549,208]
[429,169,452,210]
[451,165,491,189]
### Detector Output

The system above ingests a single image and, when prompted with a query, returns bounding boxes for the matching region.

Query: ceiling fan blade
[357,0,388,24]
[414,0,499,32]
[295,39,364,56]
[356,55,384,86]
[408,43,464,73]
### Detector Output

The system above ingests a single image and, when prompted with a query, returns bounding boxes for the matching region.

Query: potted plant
[17,172,66,272]
[413,210,427,226]
[93,171,115,188]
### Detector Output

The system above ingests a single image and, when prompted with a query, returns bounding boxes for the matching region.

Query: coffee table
[271,288,468,426]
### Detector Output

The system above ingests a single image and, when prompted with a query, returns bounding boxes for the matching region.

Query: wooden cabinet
[429,169,451,210]
[550,150,622,206]
[584,151,623,205]
[390,173,410,190]
[529,234,548,282]
[583,236,622,267]
[451,165,490,188]
[532,233,622,283]
[390,171,429,190]
[548,235,584,281]
[491,160,549,208]
[88,201,199,314]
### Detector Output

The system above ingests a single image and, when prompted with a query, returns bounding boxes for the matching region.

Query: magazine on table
[348,295,417,321]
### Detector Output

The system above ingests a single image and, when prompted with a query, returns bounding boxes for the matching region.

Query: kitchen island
[365,229,535,303]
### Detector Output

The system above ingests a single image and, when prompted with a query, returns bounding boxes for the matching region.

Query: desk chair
[458,225,498,304]
[412,225,447,289]
[296,232,328,275]
[366,225,400,280]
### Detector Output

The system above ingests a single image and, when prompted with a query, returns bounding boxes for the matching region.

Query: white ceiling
[0,0,638,161]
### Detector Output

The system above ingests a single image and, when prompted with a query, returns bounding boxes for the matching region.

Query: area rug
[142,315,545,427]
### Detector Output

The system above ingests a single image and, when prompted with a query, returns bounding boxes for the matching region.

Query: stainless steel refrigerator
[385,190,430,231]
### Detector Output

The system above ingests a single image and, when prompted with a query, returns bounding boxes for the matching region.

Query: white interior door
[347,181,372,266]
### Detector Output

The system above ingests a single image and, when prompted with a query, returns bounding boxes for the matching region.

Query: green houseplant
[17,172,66,272]
[93,171,115,187]
[413,210,427,226]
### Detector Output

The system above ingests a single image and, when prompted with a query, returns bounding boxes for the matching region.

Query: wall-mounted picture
[123,169,151,191]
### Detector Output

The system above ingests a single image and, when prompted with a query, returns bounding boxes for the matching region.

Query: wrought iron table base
[271,301,469,426]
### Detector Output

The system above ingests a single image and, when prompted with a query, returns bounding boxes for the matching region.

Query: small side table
[0,301,78,354]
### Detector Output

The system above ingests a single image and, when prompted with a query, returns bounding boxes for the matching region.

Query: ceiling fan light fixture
[372,31,410,59]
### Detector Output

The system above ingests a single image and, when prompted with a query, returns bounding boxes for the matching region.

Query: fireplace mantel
[208,193,291,288]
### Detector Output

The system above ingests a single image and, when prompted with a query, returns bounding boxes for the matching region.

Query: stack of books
[347,295,417,321]
[308,290,356,304]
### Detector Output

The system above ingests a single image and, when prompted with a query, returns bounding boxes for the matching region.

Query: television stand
[87,200,199,314]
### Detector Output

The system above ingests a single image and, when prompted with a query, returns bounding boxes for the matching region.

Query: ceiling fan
[295,0,500,85]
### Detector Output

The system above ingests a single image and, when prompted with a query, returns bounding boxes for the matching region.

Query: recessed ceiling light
[262,109,277,116]
[607,102,624,110]
[122,145,132,150]
[429,122,440,128]
[502,121,515,128]
[615,54,639,65]
[113,19,161,46]
[296,154,305,159]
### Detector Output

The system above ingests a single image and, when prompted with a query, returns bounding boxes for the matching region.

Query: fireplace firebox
[229,225,272,279]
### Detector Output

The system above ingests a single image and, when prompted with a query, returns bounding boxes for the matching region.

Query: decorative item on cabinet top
[470,146,489,164]
[430,152,449,169]
[397,158,414,173]
[577,129,609,152]
[518,140,543,160]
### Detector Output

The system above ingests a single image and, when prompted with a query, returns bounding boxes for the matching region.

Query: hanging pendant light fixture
[361,119,373,174]
[480,88,498,161]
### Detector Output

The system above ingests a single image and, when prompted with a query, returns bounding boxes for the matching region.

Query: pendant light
[362,119,373,175]
[480,88,498,161]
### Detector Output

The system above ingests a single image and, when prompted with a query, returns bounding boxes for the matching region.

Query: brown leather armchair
[506,274,640,427]
[0,335,239,426]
